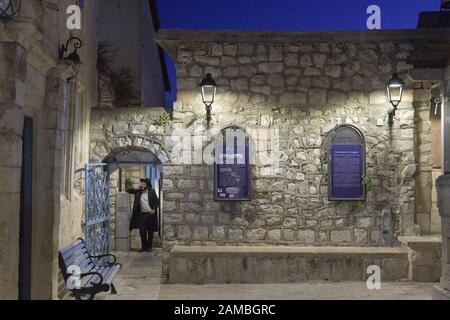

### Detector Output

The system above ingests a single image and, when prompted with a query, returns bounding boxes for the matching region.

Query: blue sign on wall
[215,145,251,201]
[329,144,365,200]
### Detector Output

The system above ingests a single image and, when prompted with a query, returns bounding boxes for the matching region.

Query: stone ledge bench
[168,246,409,284]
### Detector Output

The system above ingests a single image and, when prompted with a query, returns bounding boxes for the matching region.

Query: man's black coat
[126,188,160,231]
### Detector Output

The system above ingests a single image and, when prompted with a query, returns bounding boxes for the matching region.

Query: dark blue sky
[158,0,441,105]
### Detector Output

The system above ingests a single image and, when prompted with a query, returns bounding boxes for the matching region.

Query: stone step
[169,246,409,284]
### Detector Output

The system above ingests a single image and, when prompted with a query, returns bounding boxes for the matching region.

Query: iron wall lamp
[386,73,405,126]
[0,0,21,24]
[59,36,83,74]
[199,73,217,124]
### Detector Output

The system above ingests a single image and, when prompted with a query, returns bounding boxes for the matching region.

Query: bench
[58,238,122,300]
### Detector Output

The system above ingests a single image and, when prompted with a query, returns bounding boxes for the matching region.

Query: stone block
[229,228,244,241]
[258,62,284,73]
[190,166,210,177]
[267,74,285,87]
[279,92,307,106]
[223,44,237,56]
[438,263,450,291]
[354,229,368,244]
[324,65,341,78]
[304,67,321,76]
[269,46,283,62]
[331,230,351,243]
[239,44,254,56]
[177,179,198,189]
[165,214,183,224]
[442,217,450,237]
[381,258,409,281]
[443,238,450,264]
[309,89,327,104]
[165,193,185,200]
[178,225,192,240]
[193,226,209,241]
[162,166,184,176]
[247,228,267,241]
[284,53,298,67]
[168,246,409,284]
[212,226,226,240]
[411,264,442,282]
[283,229,295,241]
[268,229,282,241]
[298,229,315,243]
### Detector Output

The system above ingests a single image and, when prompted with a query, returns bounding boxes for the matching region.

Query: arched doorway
[103,146,164,252]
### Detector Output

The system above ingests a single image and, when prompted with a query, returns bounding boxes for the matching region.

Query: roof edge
[155,28,450,58]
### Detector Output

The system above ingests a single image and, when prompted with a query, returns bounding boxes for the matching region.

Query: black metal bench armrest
[91,253,117,265]
[80,272,104,286]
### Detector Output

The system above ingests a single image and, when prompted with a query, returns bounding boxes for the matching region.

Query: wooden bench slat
[58,238,121,300]
[60,240,84,256]
[61,252,90,268]
[63,255,92,272]
[62,247,89,262]
[104,265,121,284]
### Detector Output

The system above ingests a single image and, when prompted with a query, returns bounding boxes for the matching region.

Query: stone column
[0,42,26,299]
[433,66,450,300]
[40,65,77,299]
[433,174,450,299]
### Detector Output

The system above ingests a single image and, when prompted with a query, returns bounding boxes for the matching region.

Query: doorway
[104,147,163,252]
[19,116,33,300]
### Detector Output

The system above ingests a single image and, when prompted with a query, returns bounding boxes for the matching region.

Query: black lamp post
[386,73,405,126]
[0,0,21,24]
[200,73,217,124]
[59,37,83,74]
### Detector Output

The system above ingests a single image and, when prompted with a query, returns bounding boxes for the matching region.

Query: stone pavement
[93,250,435,300]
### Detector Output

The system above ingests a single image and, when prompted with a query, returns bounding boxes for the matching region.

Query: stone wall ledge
[169,245,410,284]
[170,245,409,256]
[398,235,442,245]
[156,28,450,58]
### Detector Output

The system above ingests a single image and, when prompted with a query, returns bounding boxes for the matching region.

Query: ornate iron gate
[84,163,110,256]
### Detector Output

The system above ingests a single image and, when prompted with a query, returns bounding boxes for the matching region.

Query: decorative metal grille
[84,164,110,258]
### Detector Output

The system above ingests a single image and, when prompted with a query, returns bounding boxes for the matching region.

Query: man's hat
[140,178,152,188]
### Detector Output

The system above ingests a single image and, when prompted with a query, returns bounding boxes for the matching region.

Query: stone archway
[89,108,173,253]
[89,107,171,164]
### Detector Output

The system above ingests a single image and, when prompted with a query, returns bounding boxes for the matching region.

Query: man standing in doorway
[127,178,160,252]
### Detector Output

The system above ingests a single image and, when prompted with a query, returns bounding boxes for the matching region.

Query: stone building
[2,0,450,300]
[0,0,99,299]
[89,26,450,284]
[151,28,449,283]
[0,0,169,300]
[97,0,171,108]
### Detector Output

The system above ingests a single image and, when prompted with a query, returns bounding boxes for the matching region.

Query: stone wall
[90,29,449,278]
[0,0,100,299]
[159,32,424,256]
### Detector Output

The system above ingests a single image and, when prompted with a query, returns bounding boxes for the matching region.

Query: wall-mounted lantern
[59,37,83,74]
[0,0,21,24]
[386,73,405,126]
[199,73,217,124]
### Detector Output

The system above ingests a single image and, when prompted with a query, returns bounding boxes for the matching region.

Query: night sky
[157,0,442,105]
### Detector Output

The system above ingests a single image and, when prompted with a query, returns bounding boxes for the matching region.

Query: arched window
[214,126,252,201]
[328,125,366,201]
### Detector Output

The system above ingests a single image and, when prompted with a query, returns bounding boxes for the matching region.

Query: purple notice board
[329,144,365,201]
[215,145,251,201]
